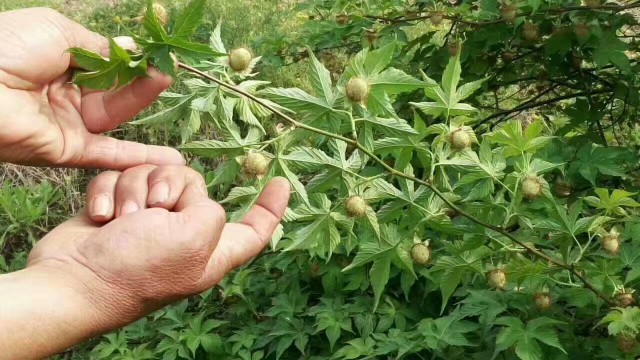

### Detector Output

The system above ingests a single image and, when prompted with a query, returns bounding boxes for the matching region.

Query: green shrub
[36,0,640,358]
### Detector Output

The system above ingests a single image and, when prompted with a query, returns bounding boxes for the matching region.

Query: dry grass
[0,164,94,214]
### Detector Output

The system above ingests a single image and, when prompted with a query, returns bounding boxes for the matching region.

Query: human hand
[26,165,290,330]
[0,8,184,169]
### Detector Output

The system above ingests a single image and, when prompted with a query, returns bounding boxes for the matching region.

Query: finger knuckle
[88,171,121,190]
[211,202,227,224]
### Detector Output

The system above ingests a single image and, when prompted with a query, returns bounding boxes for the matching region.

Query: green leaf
[369,257,391,311]
[278,159,310,206]
[598,307,640,336]
[431,248,487,313]
[67,48,109,71]
[369,68,424,95]
[209,23,227,54]
[494,317,565,360]
[593,32,630,72]
[260,87,333,114]
[584,188,640,216]
[168,37,221,59]
[418,312,480,349]
[306,48,336,105]
[361,116,418,138]
[72,38,147,90]
[570,143,630,185]
[172,0,206,40]
[144,0,169,41]
[487,120,553,158]
[442,52,462,103]
[181,110,201,144]
[180,140,253,157]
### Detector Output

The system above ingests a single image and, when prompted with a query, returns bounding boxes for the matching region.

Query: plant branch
[177,62,615,306]
[475,89,612,129]
[365,3,640,27]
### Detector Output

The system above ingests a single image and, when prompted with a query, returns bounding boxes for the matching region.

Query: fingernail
[92,195,111,218]
[148,181,170,205]
[120,200,140,215]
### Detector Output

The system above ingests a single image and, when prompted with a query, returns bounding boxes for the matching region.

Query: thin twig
[177,62,615,306]
[365,3,640,27]
[475,89,612,129]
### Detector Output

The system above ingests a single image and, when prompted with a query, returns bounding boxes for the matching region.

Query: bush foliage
[65,0,640,359]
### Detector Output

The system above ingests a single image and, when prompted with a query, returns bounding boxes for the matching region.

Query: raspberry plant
[70,0,640,359]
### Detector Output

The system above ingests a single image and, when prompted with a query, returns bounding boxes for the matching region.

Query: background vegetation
[2,0,640,359]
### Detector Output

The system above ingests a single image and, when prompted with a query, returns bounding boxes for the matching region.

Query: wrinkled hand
[0,8,184,169]
[27,165,290,329]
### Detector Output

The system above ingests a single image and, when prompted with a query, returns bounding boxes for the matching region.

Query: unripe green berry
[411,243,431,266]
[616,292,635,307]
[617,333,637,354]
[346,196,367,218]
[146,3,168,26]
[602,228,620,255]
[450,128,471,150]
[501,5,517,22]
[430,11,444,26]
[229,48,253,72]
[346,77,369,103]
[522,176,542,200]
[534,293,551,311]
[488,269,507,289]
[243,152,269,177]
[523,23,540,41]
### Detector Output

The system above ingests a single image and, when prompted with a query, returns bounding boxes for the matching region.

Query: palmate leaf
[431,247,488,313]
[172,0,207,40]
[209,23,226,54]
[359,116,418,138]
[418,311,480,350]
[71,38,147,90]
[259,87,334,114]
[410,53,484,119]
[306,48,336,105]
[143,0,169,41]
[132,92,194,125]
[486,120,553,158]
[598,307,640,336]
[584,188,640,216]
[494,317,566,360]
[343,226,415,311]
[276,159,309,206]
[593,32,630,72]
[73,0,220,90]
[531,200,602,237]
[569,143,632,185]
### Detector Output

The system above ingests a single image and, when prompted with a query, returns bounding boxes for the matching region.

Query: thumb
[78,134,185,170]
